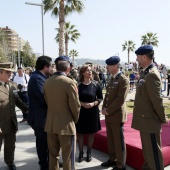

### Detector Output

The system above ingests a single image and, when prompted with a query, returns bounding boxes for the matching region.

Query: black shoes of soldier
[7,163,16,170]
[101,159,116,167]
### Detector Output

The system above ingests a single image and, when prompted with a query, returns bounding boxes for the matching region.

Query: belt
[18,91,27,94]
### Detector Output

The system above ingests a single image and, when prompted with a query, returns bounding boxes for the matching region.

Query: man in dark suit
[0,62,28,170]
[27,56,52,170]
[44,56,81,170]
[101,56,129,170]
[132,45,168,170]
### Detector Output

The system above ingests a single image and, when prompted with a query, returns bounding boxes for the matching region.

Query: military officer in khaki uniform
[44,56,81,170]
[101,56,129,170]
[0,63,28,170]
[132,45,168,170]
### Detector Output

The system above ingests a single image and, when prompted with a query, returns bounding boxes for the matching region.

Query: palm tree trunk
[128,49,130,64]
[72,56,74,66]
[59,0,65,56]
[65,37,68,56]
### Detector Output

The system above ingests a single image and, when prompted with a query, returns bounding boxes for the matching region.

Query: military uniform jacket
[0,81,28,134]
[103,73,129,123]
[44,74,81,135]
[132,65,166,133]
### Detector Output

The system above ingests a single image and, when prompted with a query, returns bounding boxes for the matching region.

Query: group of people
[0,44,168,170]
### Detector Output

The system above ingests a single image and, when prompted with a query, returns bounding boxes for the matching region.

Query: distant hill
[74,58,105,66]
[52,58,125,67]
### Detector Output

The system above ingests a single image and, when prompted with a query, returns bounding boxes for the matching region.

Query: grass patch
[126,100,170,118]
[126,101,134,113]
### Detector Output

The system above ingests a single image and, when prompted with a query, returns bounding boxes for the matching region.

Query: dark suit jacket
[27,70,48,128]
[0,81,28,134]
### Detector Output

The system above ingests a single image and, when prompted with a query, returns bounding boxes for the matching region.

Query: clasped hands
[81,102,94,109]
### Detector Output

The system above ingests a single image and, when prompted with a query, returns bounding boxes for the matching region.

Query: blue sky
[1,0,170,65]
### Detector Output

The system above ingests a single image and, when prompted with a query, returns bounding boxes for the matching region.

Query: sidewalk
[0,91,170,169]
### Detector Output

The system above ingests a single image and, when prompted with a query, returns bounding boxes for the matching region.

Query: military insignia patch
[138,79,145,85]
[111,82,119,88]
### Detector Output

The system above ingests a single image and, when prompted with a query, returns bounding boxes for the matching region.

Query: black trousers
[34,127,49,170]
[167,85,170,95]
[18,92,29,119]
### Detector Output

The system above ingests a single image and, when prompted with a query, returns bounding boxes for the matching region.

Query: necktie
[4,83,9,91]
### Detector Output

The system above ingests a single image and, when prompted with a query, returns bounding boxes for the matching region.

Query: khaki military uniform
[44,73,81,170]
[0,81,28,165]
[103,73,129,169]
[132,65,167,170]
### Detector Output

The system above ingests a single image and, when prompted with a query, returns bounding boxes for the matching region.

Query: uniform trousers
[0,132,16,165]
[140,132,164,170]
[47,133,76,170]
[34,127,49,169]
[106,122,126,168]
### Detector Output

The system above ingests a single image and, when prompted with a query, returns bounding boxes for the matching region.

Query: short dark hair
[35,56,52,70]
[146,51,154,60]
[56,61,70,72]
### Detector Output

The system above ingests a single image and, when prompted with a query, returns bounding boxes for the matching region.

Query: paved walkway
[0,90,170,170]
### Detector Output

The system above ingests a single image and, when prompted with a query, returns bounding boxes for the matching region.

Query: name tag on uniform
[111,82,118,88]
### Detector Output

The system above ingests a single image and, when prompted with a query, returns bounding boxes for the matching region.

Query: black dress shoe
[112,166,126,170]
[19,118,27,123]
[101,159,116,167]
[86,151,92,162]
[7,163,16,170]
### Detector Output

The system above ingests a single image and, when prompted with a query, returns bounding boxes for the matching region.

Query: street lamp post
[17,35,21,67]
[25,1,45,55]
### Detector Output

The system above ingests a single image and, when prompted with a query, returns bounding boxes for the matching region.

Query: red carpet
[85,114,170,170]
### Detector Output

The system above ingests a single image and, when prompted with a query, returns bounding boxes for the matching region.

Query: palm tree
[141,32,159,46]
[69,49,78,66]
[55,22,80,56]
[122,40,136,64]
[43,0,84,56]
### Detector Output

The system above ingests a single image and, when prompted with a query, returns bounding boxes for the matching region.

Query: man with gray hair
[44,56,81,170]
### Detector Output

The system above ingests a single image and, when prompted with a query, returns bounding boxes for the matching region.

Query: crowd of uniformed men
[0,45,169,170]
